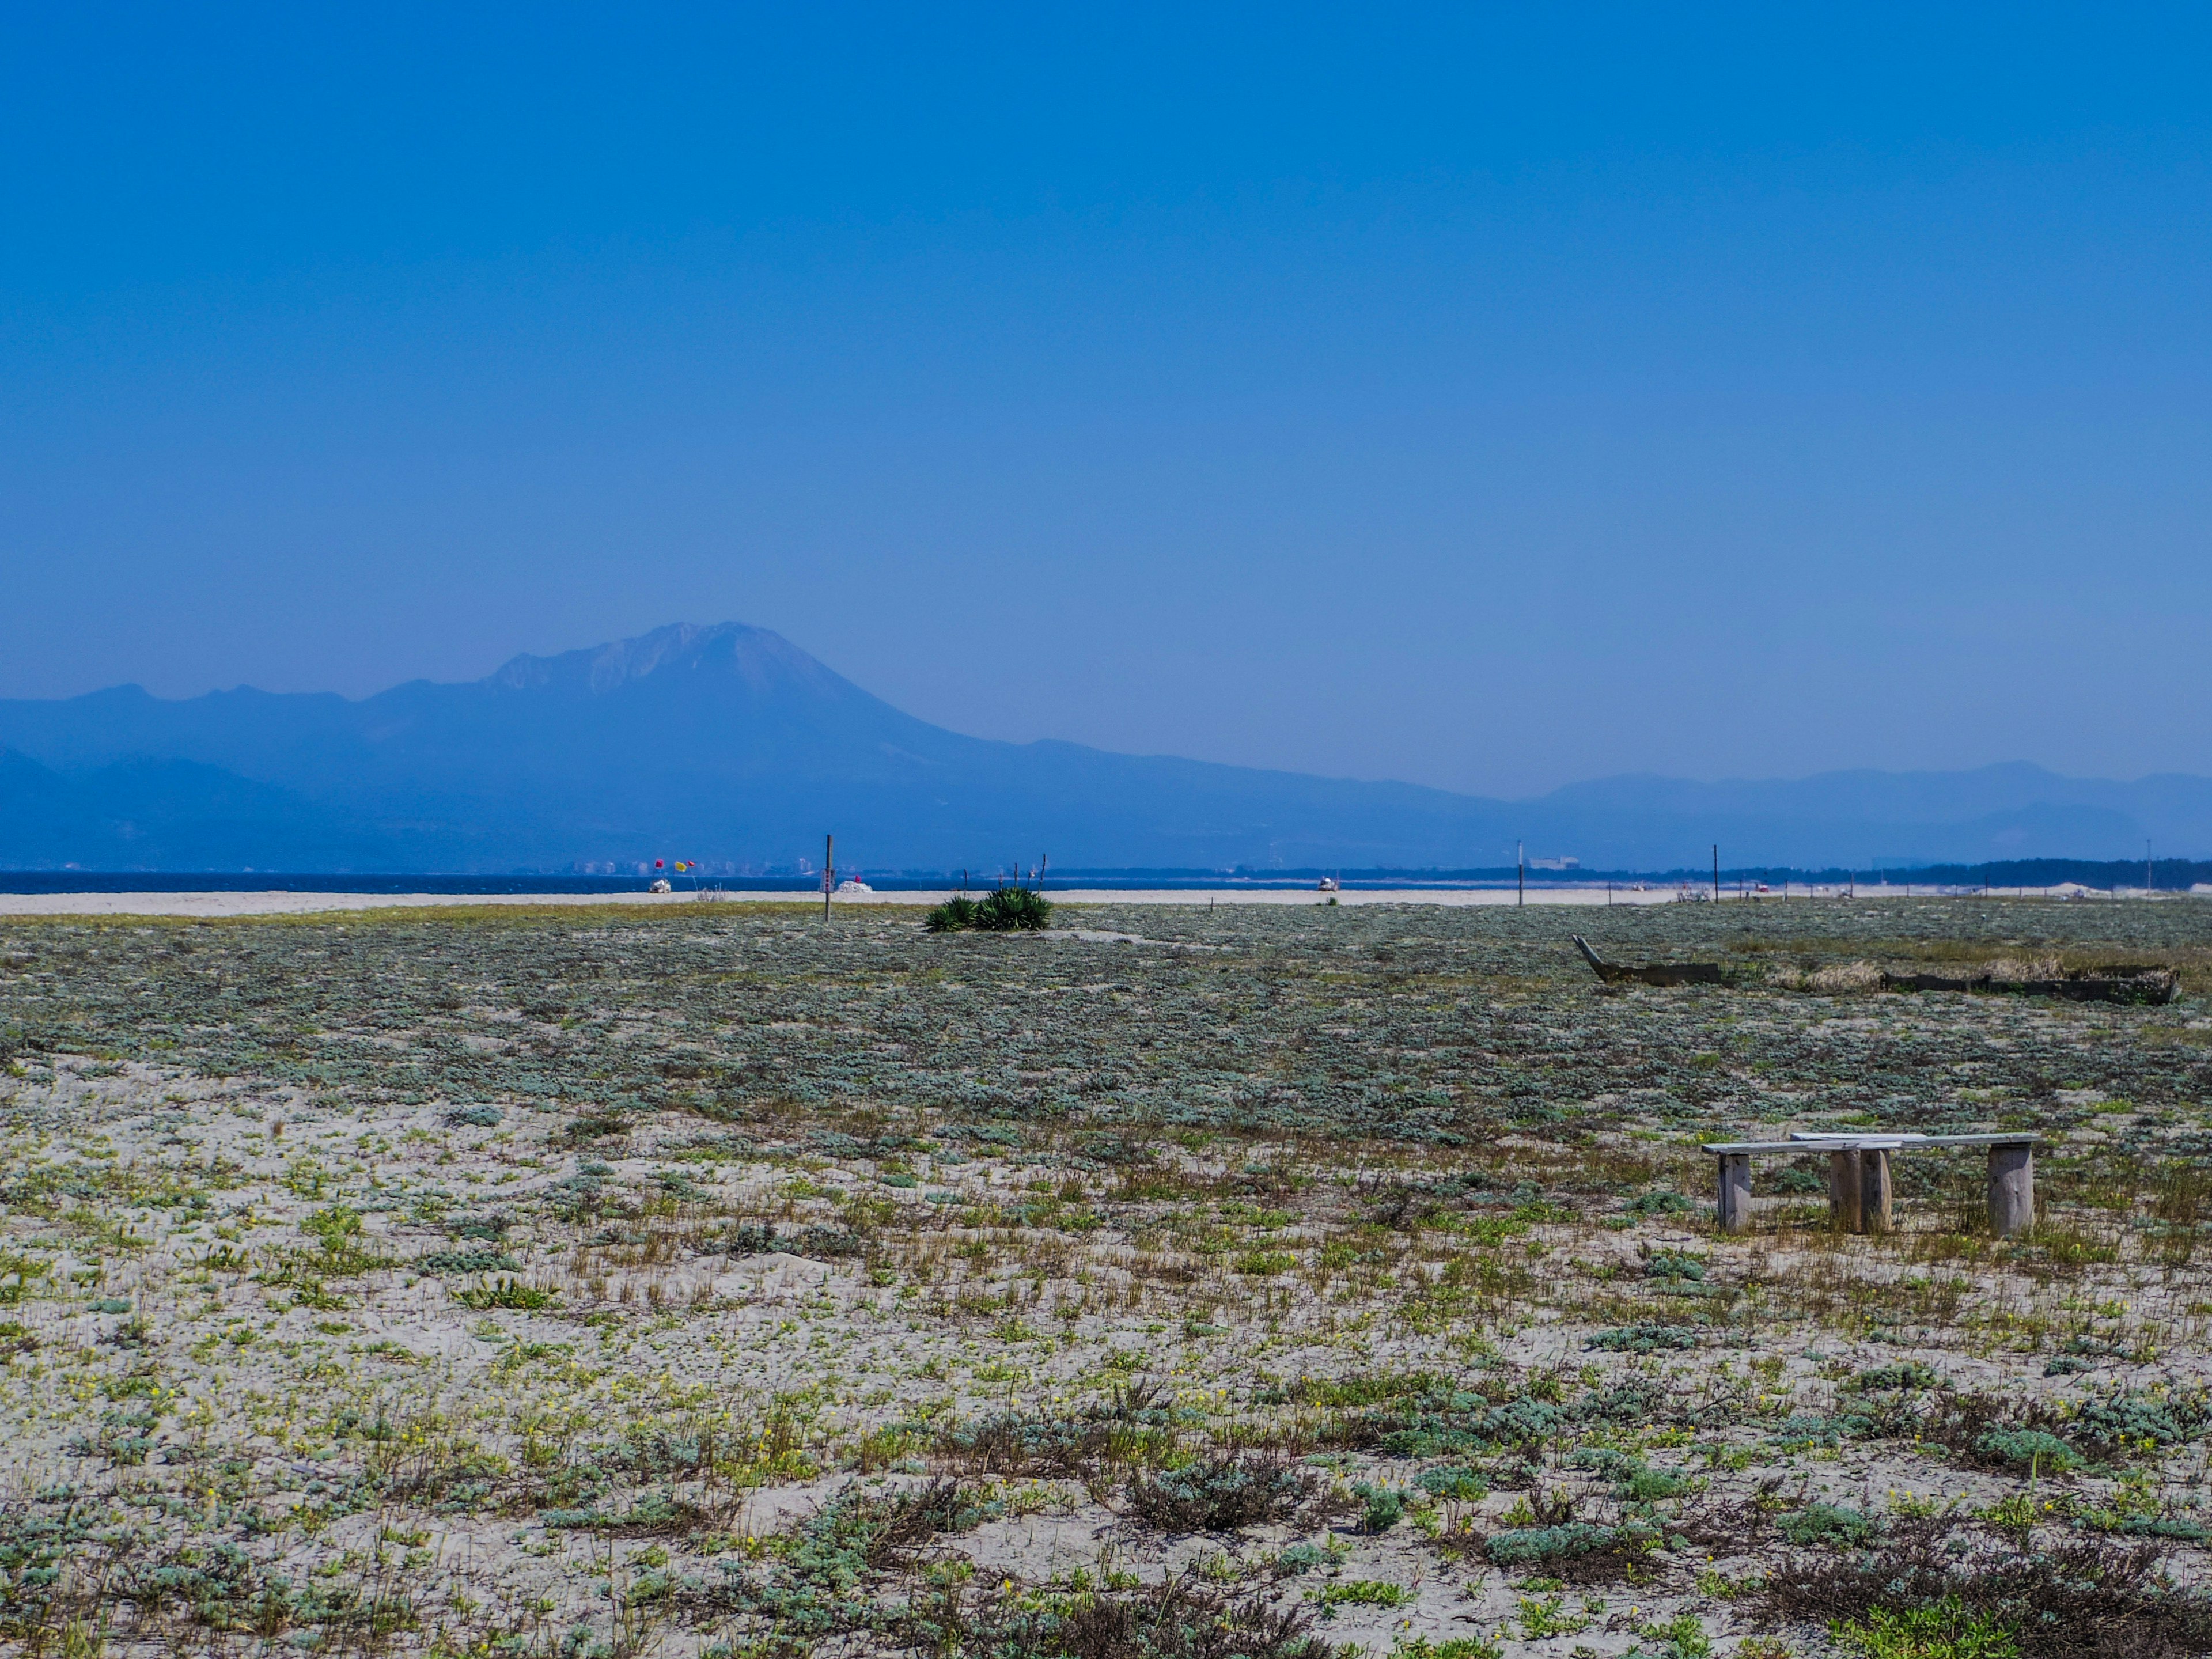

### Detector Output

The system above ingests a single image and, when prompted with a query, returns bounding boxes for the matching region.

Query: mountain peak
[483,622,832,696]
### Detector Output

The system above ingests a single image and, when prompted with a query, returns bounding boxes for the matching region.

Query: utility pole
[1517,842,1525,907]
[1712,845,1720,904]
[823,834,834,921]
[2147,839,2154,896]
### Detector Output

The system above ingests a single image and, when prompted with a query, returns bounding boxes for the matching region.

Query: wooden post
[1830,1149,1863,1234]
[1988,1143,2034,1237]
[1861,1149,1893,1235]
[823,833,834,922]
[1717,1153,1752,1232]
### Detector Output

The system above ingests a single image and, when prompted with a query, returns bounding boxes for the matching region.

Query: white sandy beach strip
[0,885,1698,918]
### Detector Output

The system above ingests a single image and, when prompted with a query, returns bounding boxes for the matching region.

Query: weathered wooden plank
[1716,1153,1752,1233]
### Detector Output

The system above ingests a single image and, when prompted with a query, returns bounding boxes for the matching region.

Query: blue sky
[4,5,2210,796]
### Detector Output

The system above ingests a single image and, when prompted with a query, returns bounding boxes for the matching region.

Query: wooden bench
[1699,1131,2037,1237]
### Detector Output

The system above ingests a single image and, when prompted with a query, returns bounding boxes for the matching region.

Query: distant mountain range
[1,622,2207,873]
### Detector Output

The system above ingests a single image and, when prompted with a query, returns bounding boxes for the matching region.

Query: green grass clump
[1570,1447,1690,1501]
[1831,1598,2020,1658]
[1974,1429,2082,1474]
[1487,1521,1628,1566]
[2069,1389,2206,1453]
[1350,1482,1404,1532]
[1768,1412,1876,1450]
[1589,1323,1699,1352]
[1316,1579,1412,1608]
[1414,1464,1488,1501]
[1390,1639,1502,1659]
[1633,1612,1715,1658]
[1779,1503,1880,1548]
[416,1249,520,1275]
[456,1278,555,1310]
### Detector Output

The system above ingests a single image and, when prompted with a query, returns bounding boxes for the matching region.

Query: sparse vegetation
[1,893,2210,1653]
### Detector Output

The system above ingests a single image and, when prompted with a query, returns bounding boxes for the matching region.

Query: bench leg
[1988,1145,2034,1238]
[1830,1150,1864,1234]
[1717,1153,1751,1232]
[1862,1149,1893,1235]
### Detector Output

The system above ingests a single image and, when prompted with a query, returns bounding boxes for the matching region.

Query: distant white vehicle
[649,878,672,893]
[1316,877,1339,892]
[836,878,873,894]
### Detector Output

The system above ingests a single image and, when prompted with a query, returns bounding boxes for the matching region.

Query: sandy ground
[3,897,2209,1654]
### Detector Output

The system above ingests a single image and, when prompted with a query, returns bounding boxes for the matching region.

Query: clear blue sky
[4,5,2209,797]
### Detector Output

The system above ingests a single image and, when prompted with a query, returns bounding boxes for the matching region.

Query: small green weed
[1830,1599,2019,1658]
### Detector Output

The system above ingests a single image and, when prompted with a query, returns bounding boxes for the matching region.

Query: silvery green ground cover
[2,897,2211,1657]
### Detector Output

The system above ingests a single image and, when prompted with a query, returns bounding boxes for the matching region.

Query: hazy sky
[5,6,2210,797]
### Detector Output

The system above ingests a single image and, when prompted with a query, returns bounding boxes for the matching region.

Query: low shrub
[1590,1324,1700,1352]
[1487,1521,1636,1567]
[1350,1482,1404,1532]
[1389,1640,1503,1659]
[972,887,1053,931]
[1779,1503,1880,1548]
[2070,1391,2206,1455]
[1831,1598,2019,1658]
[706,1481,990,1639]
[937,1411,1118,1478]
[1762,1518,2212,1658]
[1125,1454,1316,1533]
[924,897,978,933]
[927,888,1052,931]
[1854,1362,1941,1392]
[961,1570,1334,1659]
[1975,1429,2084,1475]
[416,1249,520,1275]
[1415,1465,1488,1501]
[456,1278,555,1310]
[1570,1447,1690,1501]
[1768,1412,1876,1450]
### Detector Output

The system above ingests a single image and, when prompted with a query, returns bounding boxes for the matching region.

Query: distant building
[1529,856,1580,872]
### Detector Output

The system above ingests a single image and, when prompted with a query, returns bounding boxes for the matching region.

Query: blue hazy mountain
[1,622,2206,872]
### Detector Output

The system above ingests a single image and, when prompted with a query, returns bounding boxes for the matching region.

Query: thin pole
[823,833,834,921]
[2147,839,2154,896]
[1712,845,1719,903]
[1517,842,1525,907]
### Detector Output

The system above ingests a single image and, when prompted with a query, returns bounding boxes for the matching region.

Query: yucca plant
[925,896,979,932]
[971,887,1052,931]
